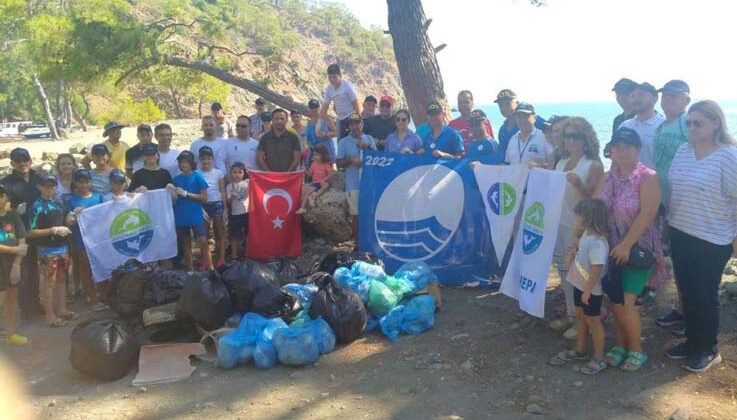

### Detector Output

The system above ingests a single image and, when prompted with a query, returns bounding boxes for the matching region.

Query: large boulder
[0,158,11,178]
[68,143,87,155]
[301,171,352,244]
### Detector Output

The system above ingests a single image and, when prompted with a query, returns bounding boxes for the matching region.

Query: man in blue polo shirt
[495,89,546,157]
[422,102,464,158]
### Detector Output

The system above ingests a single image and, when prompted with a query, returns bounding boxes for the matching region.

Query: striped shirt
[668,143,737,245]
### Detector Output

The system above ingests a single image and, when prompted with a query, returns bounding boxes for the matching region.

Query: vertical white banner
[473,164,529,263]
[501,168,566,318]
[78,189,177,282]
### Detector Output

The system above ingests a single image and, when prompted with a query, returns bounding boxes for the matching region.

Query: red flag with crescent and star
[246,170,303,259]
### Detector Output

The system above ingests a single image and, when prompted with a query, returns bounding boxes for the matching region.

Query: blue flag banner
[359,151,502,285]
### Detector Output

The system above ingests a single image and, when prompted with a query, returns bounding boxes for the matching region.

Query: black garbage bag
[176,271,232,331]
[142,302,196,342]
[309,272,367,344]
[144,269,189,306]
[108,260,155,318]
[312,252,385,275]
[222,260,280,313]
[252,289,302,323]
[262,257,301,285]
[69,318,140,381]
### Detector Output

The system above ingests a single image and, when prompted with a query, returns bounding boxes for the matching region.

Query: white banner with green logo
[473,163,529,264]
[501,168,566,318]
[78,189,177,282]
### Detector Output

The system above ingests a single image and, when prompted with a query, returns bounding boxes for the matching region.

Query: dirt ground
[3,256,737,420]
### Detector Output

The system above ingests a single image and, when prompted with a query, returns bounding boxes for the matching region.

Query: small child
[0,184,29,344]
[89,144,114,197]
[27,173,74,327]
[550,198,609,375]
[66,169,105,311]
[226,162,249,261]
[197,146,227,269]
[167,151,212,271]
[297,143,333,214]
[107,169,131,202]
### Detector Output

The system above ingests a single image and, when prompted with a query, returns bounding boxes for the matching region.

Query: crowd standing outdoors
[1,64,735,376]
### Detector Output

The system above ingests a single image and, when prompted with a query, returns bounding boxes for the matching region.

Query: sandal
[579,358,608,375]
[58,311,79,320]
[49,318,68,328]
[549,349,588,366]
[605,346,627,367]
[620,351,648,372]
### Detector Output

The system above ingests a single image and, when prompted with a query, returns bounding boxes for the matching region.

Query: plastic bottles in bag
[394,261,439,291]
[367,280,400,316]
[273,326,320,366]
[309,317,336,354]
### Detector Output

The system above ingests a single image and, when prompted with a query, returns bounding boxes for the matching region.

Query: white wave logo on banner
[501,168,566,318]
[473,164,529,264]
[374,164,464,262]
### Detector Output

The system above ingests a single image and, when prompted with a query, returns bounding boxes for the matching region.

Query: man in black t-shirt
[129,143,173,192]
[257,109,301,172]
[363,95,397,151]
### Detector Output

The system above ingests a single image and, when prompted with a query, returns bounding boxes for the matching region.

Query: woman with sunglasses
[384,109,425,155]
[665,100,737,372]
[550,117,604,339]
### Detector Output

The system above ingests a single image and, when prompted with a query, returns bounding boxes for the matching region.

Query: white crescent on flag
[262,188,293,214]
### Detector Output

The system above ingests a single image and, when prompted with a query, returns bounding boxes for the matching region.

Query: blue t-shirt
[497,115,547,157]
[466,137,500,160]
[66,193,104,249]
[306,121,336,162]
[422,125,464,155]
[29,198,69,256]
[337,134,377,192]
[173,171,208,227]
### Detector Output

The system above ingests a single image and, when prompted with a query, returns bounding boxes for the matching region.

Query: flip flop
[549,349,588,366]
[49,318,68,328]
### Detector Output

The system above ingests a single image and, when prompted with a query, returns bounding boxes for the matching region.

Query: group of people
[1,65,735,379]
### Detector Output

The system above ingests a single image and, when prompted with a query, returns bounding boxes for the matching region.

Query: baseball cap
[612,78,638,92]
[379,95,395,107]
[198,145,214,157]
[347,113,362,123]
[177,150,195,161]
[103,121,126,137]
[364,95,377,104]
[38,172,58,185]
[260,113,272,122]
[255,98,265,106]
[514,102,536,114]
[494,89,517,103]
[470,109,488,124]
[137,124,152,133]
[9,147,31,162]
[142,142,159,155]
[108,169,127,183]
[635,82,658,96]
[308,99,320,109]
[73,169,92,181]
[658,80,690,94]
[610,127,641,147]
[90,143,110,156]
[426,102,443,114]
[211,102,223,111]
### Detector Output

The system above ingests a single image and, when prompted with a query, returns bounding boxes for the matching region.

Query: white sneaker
[563,325,579,341]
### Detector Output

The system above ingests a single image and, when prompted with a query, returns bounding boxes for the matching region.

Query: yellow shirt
[103,140,129,171]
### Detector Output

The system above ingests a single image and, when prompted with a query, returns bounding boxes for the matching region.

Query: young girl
[297,143,333,214]
[167,151,212,271]
[55,153,76,203]
[226,162,249,261]
[28,173,74,327]
[550,198,609,375]
[66,169,105,311]
[197,146,227,269]
[0,185,29,344]
[108,169,132,202]
[89,144,113,197]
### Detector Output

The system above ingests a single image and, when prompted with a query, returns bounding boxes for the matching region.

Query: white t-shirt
[668,144,737,245]
[618,113,666,170]
[198,168,225,203]
[224,137,259,171]
[505,128,554,165]
[566,232,609,296]
[158,149,181,179]
[555,157,594,229]
[323,80,358,120]
[226,180,250,215]
[190,138,227,171]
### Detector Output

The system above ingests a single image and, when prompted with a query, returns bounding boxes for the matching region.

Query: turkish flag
[246,170,303,259]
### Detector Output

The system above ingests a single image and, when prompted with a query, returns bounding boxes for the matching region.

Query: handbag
[608,179,655,270]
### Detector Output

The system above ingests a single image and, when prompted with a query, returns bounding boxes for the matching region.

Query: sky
[336,0,737,104]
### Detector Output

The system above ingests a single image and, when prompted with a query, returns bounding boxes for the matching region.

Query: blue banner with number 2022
[358,150,502,285]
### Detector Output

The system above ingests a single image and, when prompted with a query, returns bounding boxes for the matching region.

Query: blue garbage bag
[394,261,439,291]
[253,318,287,369]
[282,283,318,306]
[273,326,320,366]
[236,313,270,343]
[334,267,371,303]
[350,261,386,281]
[308,317,336,354]
[364,315,380,333]
[289,304,312,327]
[379,305,405,343]
[379,295,435,343]
[218,330,251,368]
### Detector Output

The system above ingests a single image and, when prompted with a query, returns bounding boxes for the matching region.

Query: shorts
[0,256,16,292]
[603,265,647,305]
[38,253,70,284]
[621,266,651,295]
[228,213,249,239]
[346,190,359,216]
[203,201,224,219]
[573,287,603,316]
[177,224,207,239]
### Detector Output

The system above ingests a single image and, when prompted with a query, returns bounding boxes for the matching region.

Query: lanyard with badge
[517,130,535,163]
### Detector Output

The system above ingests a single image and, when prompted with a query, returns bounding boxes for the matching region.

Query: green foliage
[97,96,166,125]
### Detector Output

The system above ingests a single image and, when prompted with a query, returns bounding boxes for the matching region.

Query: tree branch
[434,43,447,53]
[422,18,432,32]
[198,41,266,57]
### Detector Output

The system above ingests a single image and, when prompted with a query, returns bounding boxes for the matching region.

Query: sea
[450,100,737,166]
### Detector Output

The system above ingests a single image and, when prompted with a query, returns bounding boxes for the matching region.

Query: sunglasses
[396,117,408,122]
[562,132,585,140]
[236,124,250,128]
[685,119,704,128]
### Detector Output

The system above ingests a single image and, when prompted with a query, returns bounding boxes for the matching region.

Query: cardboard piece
[132,343,206,386]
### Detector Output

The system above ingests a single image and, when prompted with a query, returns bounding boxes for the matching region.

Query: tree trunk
[387,0,448,126]
[64,96,73,128]
[55,80,64,126]
[71,105,87,131]
[163,56,309,115]
[170,87,185,118]
[31,74,60,140]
